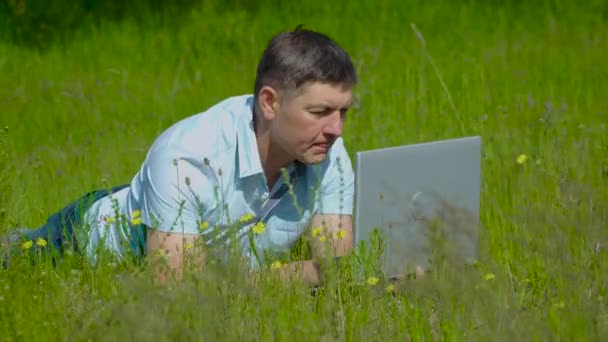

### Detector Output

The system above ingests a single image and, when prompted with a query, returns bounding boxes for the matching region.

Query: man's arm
[147,229,206,283]
[133,141,220,284]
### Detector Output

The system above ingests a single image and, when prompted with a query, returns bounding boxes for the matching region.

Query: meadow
[1,0,607,340]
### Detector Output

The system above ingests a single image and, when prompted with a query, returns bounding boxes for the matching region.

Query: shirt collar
[236,96,264,179]
[236,96,307,181]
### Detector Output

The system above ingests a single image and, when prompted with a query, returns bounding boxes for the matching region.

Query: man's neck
[254,120,293,191]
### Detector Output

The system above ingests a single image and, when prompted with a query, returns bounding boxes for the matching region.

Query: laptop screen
[353,136,482,277]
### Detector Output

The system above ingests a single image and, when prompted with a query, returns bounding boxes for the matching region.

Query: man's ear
[259,86,280,121]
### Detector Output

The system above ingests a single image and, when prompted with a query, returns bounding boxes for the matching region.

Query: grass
[1,0,608,340]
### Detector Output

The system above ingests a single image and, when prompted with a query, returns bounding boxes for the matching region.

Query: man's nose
[324,110,344,137]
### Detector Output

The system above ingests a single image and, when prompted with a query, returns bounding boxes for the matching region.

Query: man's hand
[269,260,322,286]
[390,265,428,281]
[267,214,352,288]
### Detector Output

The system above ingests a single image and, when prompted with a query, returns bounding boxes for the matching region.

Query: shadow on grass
[0,0,264,50]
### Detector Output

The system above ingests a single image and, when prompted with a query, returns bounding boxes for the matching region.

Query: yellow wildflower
[252,221,266,234]
[184,241,194,251]
[129,210,142,225]
[553,301,566,309]
[36,237,47,247]
[367,276,380,286]
[385,284,396,293]
[270,260,283,270]
[154,249,169,260]
[239,213,255,223]
[319,235,327,242]
[311,226,322,237]
[333,229,346,240]
[105,216,115,224]
[21,240,33,250]
[199,221,209,231]
[516,154,529,165]
[484,273,496,281]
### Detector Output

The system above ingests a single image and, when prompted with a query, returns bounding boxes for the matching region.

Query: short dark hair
[253,27,358,105]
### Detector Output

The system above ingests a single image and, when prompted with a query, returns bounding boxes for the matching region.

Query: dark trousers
[2,184,147,267]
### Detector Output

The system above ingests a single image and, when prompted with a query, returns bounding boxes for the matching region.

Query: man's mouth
[313,142,330,153]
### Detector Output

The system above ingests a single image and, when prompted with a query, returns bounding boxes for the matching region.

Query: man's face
[268,82,353,165]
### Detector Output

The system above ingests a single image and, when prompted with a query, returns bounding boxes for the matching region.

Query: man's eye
[309,108,348,116]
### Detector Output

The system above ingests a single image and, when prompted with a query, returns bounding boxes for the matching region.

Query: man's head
[253,27,358,165]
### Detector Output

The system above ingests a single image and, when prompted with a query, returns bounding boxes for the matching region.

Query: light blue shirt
[83,94,355,267]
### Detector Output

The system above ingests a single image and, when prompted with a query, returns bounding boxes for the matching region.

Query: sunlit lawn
[1,0,607,340]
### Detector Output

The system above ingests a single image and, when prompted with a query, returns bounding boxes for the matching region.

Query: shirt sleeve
[314,137,355,216]
[136,143,222,235]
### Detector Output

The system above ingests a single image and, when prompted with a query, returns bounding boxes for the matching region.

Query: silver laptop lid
[354,136,482,277]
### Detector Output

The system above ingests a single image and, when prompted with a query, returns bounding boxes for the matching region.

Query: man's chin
[299,153,328,165]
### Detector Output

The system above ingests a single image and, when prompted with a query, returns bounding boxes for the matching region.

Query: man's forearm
[146,229,206,284]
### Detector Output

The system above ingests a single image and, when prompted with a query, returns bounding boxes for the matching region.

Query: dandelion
[199,221,210,231]
[484,273,496,281]
[367,276,380,286]
[319,235,327,242]
[516,154,529,165]
[105,216,116,224]
[252,221,266,234]
[271,260,283,270]
[311,226,322,237]
[36,237,47,247]
[385,284,396,293]
[239,213,255,223]
[333,229,346,240]
[184,241,194,251]
[21,240,33,250]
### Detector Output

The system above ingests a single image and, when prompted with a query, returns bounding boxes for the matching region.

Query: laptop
[353,136,482,278]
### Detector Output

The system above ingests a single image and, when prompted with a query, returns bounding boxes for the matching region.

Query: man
[1,27,358,286]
